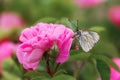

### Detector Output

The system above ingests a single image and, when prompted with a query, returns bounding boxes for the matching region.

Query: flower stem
[54,63,60,73]
[44,52,60,77]
[46,58,53,77]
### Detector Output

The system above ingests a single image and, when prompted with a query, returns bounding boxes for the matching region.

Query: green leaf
[2,58,22,77]
[68,51,92,61]
[31,76,50,80]
[70,20,77,31]
[70,50,81,55]
[90,26,106,33]
[56,18,76,30]
[54,69,67,76]
[1,71,21,80]
[52,74,76,80]
[96,60,110,80]
[93,55,120,72]
[24,70,50,79]
[24,71,41,79]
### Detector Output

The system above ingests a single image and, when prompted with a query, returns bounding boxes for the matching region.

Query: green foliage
[69,50,92,61]
[1,59,22,80]
[3,0,75,24]
[24,70,50,79]
[36,17,57,24]
[56,18,76,31]
[1,0,120,80]
[0,29,9,39]
[90,26,106,33]
[31,76,50,80]
[31,74,76,80]
[24,70,75,80]
[79,60,98,80]
[93,55,120,72]
[2,59,22,77]
[96,60,110,80]
[54,69,67,76]
[1,71,21,80]
[51,74,76,80]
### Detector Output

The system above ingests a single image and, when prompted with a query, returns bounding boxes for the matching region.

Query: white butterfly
[75,30,100,52]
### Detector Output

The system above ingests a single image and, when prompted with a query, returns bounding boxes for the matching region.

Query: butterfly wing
[78,30,99,52]
[89,32,99,43]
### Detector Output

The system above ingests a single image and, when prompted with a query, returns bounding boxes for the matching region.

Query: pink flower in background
[17,23,74,70]
[108,6,120,27]
[97,78,101,80]
[0,41,16,75]
[75,0,105,8]
[0,41,15,62]
[0,12,25,30]
[110,58,120,80]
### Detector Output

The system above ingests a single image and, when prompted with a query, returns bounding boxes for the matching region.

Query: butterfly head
[75,30,82,38]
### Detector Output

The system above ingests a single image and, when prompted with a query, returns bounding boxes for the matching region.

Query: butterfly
[75,30,100,52]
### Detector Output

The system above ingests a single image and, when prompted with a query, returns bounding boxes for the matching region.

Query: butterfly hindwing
[89,32,99,43]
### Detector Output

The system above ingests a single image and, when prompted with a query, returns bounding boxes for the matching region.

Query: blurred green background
[0,0,120,80]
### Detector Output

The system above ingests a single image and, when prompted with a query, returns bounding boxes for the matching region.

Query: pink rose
[108,6,120,27]
[110,58,120,80]
[74,0,105,8]
[17,23,74,70]
[0,41,16,75]
[0,12,25,30]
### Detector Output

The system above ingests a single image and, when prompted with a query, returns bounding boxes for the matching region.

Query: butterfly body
[75,30,100,52]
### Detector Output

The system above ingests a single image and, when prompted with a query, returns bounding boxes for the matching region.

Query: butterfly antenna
[76,20,79,31]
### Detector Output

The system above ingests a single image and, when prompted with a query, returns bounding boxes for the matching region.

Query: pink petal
[27,49,44,63]
[23,61,39,70]
[56,39,73,63]
[16,48,24,64]
[20,28,34,42]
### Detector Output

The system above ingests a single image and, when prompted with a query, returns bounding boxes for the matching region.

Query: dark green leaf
[52,74,76,80]
[54,69,67,76]
[70,50,81,55]
[31,76,50,80]
[93,55,120,72]
[24,71,41,79]
[56,18,76,30]
[68,51,92,61]
[24,70,50,79]
[70,20,77,31]
[96,60,110,80]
